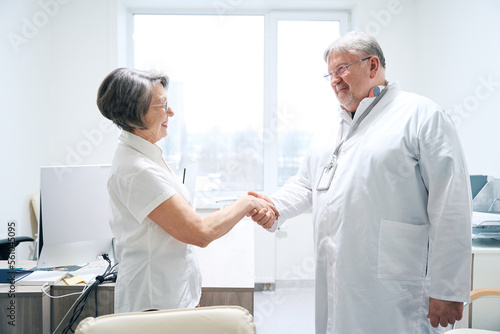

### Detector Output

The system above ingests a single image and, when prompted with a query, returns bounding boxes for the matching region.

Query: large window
[276,17,341,185]
[133,11,346,205]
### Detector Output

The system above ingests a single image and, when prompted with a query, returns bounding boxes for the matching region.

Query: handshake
[246,191,279,230]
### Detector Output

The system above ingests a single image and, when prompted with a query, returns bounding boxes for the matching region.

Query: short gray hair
[323,31,386,68]
[97,68,169,132]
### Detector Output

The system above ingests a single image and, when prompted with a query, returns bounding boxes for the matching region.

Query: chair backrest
[448,288,500,333]
[31,192,40,226]
[447,329,499,333]
[75,306,256,334]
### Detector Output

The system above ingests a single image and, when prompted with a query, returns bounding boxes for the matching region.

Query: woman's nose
[167,106,174,117]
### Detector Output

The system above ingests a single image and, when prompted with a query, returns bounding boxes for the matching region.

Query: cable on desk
[56,254,118,334]
[41,282,91,299]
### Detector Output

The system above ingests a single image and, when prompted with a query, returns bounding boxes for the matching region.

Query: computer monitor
[37,165,114,268]
[470,175,490,199]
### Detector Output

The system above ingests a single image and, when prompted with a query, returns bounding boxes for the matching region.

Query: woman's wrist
[247,195,259,214]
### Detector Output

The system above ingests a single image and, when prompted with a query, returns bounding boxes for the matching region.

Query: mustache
[335,85,349,93]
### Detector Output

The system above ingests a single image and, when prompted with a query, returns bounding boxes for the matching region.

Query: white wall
[1,0,54,258]
[0,0,124,258]
[415,0,500,177]
[1,1,499,280]
[357,0,500,177]
[44,0,121,168]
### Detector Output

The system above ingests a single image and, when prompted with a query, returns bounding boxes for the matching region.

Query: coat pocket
[378,219,428,280]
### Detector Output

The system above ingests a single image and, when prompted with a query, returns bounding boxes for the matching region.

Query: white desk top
[1,219,254,290]
[472,238,500,254]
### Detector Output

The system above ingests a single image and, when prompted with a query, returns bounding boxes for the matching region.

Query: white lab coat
[269,82,472,334]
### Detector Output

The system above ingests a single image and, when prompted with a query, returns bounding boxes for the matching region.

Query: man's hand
[247,191,279,230]
[427,297,464,328]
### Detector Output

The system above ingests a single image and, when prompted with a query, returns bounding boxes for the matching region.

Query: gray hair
[323,31,386,68]
[97,68,169,132]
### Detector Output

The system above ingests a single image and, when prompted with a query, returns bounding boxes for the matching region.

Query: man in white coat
[250,31,472,333]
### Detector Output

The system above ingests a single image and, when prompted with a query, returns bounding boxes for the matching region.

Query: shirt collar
[119,131,163,162]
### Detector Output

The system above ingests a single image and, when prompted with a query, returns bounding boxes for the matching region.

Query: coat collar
[338,81,398,122]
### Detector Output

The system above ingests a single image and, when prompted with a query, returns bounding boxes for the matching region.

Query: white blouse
[108,131,201,313]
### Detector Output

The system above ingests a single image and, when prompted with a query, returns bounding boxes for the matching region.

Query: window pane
[277,21,340,185]
[134,15,264,198]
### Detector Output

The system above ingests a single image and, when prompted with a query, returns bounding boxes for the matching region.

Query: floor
[254,280,315,334]
[253,280,465,333]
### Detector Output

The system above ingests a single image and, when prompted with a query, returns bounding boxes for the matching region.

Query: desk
[50,220,254,333]
[0,260,51,334]
[196,218,254,313]
[50,284,253,334]
[50,283,115,334]
[0,220,254,334]
[0,284,50,334]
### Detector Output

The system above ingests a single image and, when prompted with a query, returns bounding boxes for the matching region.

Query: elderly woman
[97,68,277,313]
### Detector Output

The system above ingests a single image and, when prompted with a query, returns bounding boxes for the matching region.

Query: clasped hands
[246,191,279,229]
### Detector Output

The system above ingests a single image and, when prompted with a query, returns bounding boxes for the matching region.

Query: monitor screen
[470,175,489,199]
[37,165,114,268]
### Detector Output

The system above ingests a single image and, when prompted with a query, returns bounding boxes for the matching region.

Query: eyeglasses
[323,56,371,81]
[150,100,168,110]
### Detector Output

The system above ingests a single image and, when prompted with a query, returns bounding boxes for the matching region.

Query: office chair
[0,236,34,260]
[0,193,39,260]
[30,192,40,260]
[448,288,500,333]
[75,305,256,334]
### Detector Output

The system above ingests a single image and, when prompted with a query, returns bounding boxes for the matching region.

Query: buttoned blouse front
[108,131,201,313]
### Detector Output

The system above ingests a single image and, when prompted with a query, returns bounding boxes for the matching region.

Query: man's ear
[369,56,381,79]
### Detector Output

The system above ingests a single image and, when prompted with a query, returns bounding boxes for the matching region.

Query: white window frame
[125,3,350,202]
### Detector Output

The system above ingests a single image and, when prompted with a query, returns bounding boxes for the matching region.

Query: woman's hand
[247,191,279,229]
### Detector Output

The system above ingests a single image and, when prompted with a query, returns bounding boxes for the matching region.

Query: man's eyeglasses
[150,100,169,110]
[323,56,371,81]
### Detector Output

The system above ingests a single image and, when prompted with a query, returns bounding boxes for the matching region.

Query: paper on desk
[63,274,86,285]
[16,270,68,286]
[472,211,500,226]
[66,262,109,284]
